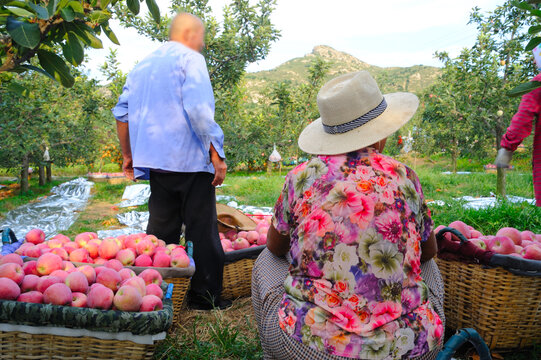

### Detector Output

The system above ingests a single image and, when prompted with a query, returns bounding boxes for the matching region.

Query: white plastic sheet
[116,211,149,231]
[117,184,151,207]
[0,178,94,240]
[428,195,535,210]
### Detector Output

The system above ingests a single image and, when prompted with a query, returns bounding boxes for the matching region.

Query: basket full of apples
[18,229,194,327]
[0,252,172,359]
[434,221,541,350]
[219,212,271,299]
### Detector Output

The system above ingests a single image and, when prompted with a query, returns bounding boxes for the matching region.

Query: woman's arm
[420,231,438,263]
[267,224,291,257]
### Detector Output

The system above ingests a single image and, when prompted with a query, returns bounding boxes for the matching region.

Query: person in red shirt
[495,72,541,206]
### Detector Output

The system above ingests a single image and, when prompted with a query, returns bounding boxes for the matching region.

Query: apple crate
[435,227,541,350]
[222,245,265,300]
[0,283,173,360]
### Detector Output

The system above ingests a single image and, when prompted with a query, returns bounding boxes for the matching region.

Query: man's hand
[211,155,227,186]
[495,148,513,168]
[122,156,135,181]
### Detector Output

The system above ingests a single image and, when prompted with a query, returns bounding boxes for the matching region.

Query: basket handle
[165,283,174,300]
[435,227,469,244]
[436,328,492,360]
[186,241,193,258]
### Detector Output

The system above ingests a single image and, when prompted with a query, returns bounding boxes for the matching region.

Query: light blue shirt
[112,41,225,180]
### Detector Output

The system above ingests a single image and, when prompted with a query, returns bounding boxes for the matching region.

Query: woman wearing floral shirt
[252,71,444,360]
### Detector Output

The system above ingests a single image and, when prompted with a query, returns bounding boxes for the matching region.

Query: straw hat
[216,203,257,232]
[298,71,419,155]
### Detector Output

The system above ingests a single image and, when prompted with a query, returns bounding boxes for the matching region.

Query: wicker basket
[436,257,541,350]
[164,276,190,325]
[222,245,265,300]
[0,331,155,360]
[222,258,256,299]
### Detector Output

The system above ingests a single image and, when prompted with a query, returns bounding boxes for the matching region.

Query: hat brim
[298,92,419,155]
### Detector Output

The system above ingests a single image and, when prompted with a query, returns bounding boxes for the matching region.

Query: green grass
[217,171,286,207]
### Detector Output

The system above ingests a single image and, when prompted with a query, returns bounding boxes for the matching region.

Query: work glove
[495,148,513,168]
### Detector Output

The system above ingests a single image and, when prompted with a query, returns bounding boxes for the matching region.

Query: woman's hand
[420,231,438,262]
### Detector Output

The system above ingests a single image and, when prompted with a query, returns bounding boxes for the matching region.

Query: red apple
[87,285,114,310]
[71,292,87,307]
[36,276,62,293]
[140,295,163,312]
[257,233,267,246]
[135,254,153,267]
[0,253,23,266]
[65,271,89,293]
[489,236,516,255]
[69,248,90,263]
[232,237,250,250]
[496,227,522,245]
[171,251,190,268]
[43,283,72,306]
[96,268,122,291]
[50,270,69,282]
[0,263,24,284]
[139,269,162,286]
[63,242,79,254]
[98,238,120,260]
[121,277,146,297]
[523,244,541,260]
[449,221,472,239]
[21,274,40,292]
[116,249,135,266]
[25,228,45,245]
[118,268,136,282]
[76,265,96,284]
[0,278,20,300]
[521,230,536,242]
[24,246,42,258]
[145,283,163,299]
[51,248,68,261]
[17,291,43,303]
[62,261,76,273]
[113,285,143,312]
[22,261,39,275]
[104,259,123,272]
[153,252,171,267]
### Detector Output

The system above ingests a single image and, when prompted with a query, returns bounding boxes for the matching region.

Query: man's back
[113,41,224,179]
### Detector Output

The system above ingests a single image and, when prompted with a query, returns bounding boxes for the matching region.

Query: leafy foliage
[0,0,161,87]
[414,0,537,171]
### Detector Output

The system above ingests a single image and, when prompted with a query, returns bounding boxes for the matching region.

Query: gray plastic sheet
[117,211,149,230]
[0,178,94,240]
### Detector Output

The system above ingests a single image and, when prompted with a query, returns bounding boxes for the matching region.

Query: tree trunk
[38,164,45,186]
[20,154,29,193]
[46,162,52,183]
[497,167,506,199]
[451,150,458,173]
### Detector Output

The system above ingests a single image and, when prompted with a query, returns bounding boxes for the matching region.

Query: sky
[85,0,505,80]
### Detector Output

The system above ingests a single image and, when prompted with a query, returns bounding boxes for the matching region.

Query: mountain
[244,45,441,102]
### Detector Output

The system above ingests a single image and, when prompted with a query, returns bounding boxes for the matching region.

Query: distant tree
[418,1,537,195]
[0,0,161,87]
[0,71,103,192]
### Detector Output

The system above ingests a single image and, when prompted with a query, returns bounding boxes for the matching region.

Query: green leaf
[145,0,159,23]
[513,1,534,11]
[37,49,74,87]
[507,81,541,97]
[89,10,111,23]
[6,6,34,17]
[528,25,541,35]
[101,23,119,45]
[47,0,59,17]
[7,81,30,96]
[67,1,84,13]
[18,64,56,80]
[6,16,40,48]
[99,0,111,9]
[525,36,541,51]
[27,3,49,19]
[126,0,140,15]
[63,32,83,65]
[67,22,103,48]
[60,7,75,21]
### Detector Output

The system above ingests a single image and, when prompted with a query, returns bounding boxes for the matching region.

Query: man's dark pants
[146,171,224,303]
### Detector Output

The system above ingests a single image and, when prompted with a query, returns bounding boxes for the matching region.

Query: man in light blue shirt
[112,13,229,310]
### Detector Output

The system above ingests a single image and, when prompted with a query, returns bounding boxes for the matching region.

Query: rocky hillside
[245,45,441,102]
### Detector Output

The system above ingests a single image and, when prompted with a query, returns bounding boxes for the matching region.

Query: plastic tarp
[117,184,151,208]
[428,195,535,210]
[0,178,93,240]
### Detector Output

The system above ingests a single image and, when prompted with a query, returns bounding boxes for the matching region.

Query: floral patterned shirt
[273,149,443,359]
